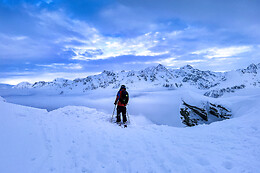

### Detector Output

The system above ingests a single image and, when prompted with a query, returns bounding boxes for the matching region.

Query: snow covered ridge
[13,63,260,93]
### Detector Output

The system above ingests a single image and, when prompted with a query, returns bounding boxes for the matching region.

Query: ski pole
[111,104,116,122]
[126,108,130,123]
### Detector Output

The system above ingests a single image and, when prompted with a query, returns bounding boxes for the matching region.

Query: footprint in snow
[222,161,233,170]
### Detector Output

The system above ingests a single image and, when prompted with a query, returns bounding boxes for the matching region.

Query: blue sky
[0,0,260,84]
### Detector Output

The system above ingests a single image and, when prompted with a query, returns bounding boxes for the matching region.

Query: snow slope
[0,94,260,173]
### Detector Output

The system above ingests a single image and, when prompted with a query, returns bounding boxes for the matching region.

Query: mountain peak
[157,64,165,68]
[155,64,167,71]
[13,82,32,89]
[247,63,257,70]
[241,63,258,74]
[180,64,194,70]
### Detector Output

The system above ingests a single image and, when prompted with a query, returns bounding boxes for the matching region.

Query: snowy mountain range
[13,63,260,97]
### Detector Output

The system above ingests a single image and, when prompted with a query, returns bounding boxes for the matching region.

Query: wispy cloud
[36,63,83,70]
[192,46,252,59]
[11,36,28,41]
[69,31,171,61]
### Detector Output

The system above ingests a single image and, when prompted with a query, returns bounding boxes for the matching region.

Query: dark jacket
[115,89,129,106]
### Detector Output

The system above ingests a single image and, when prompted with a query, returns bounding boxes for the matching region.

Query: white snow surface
[0,91,260,173]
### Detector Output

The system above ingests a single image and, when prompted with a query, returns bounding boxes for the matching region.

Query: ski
[113,121,128,128]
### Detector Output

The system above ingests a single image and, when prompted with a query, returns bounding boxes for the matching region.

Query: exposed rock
[208,103,231,119]
[180,100,231,127]
[204,84,246,98]
[182,101,208,121]
[180,108,197,127]
[102,70,116,76]
[32,81,47,88]
[163,83,182,89]
[240,63,258,74]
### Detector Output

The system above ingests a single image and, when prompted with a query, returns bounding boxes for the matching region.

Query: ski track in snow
[0,97,260,173]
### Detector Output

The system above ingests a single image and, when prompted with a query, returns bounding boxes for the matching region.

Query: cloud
[125,44,257,71]
[36,63,83,70]
[192,46,252,59]
[116,0,260,35]
[0,5,169,62]
[69,31,170,61]
[11,36,28,41]
[0,6,99,62]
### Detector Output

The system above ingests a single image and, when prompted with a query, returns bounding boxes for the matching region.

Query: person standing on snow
[114,85,129,124]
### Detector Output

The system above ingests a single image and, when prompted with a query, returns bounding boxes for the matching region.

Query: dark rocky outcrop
[180,108,197,127]
[239,63,259,74]
[204,84,246,98]
[163,83,182,88]
[182,101,208,121]
[180,101,231,127]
